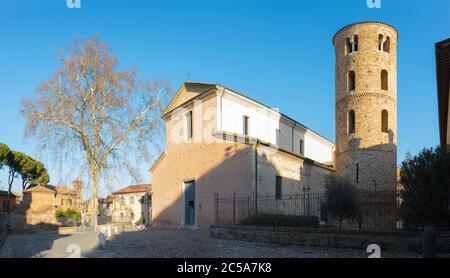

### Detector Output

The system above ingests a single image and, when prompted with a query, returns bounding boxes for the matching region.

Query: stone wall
[0,212,8,248]
[8,212,59,232]
[210,224,450,253]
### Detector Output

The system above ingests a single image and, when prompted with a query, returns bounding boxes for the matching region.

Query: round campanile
[333,22,398,190]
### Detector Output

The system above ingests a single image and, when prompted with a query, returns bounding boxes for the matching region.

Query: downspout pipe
[254,139,259,214]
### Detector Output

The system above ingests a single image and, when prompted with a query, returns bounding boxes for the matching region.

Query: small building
[0,191,16,212]
[8,180,84,229]
[436,38,450,146]
[21,182,83,213]
[112,184,152,225]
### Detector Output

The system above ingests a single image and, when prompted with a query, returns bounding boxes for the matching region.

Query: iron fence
[214,189,450,231]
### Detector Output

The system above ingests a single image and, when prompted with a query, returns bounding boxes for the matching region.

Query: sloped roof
[23,185,55,193]
[162,81,216,117]
[162,81,335,145]
[54,185,77,194]
[112,184,152,195]
[0,191,17,197]
[12,191,22,198]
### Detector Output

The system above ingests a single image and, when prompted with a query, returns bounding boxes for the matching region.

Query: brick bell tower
[333,21,398,190]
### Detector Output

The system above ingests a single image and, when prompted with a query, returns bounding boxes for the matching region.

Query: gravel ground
[1,228,421,258]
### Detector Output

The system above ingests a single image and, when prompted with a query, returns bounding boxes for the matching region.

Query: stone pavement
[0,227,421,258]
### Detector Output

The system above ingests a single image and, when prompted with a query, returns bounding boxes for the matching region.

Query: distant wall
[0,212,9,248]
[8,212,59,232]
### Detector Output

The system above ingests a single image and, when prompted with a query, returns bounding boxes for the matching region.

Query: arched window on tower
[345,38,352,54]
[348,71,356,92]
[381,110,389,133]
[348,110,356,134]
[383,36,390,53]
[381,70,388,90]
[378,34,384,51]
[345,35,358,54]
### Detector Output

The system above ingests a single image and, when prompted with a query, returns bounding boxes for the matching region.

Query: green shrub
[138,215,145,225]
[55,209,65,219]
[242,214,319,228]
[399,147,450,229]
[320,174,360,228]
[55,208,81,226]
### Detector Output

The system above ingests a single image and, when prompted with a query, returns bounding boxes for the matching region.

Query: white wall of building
[218,90,334,164]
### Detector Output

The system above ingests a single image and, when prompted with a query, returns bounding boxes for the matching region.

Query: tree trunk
[90,168,99,228]
[7,169,15,213]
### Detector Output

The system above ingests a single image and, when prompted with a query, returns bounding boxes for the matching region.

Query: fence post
[423,226,437,258]
[233,192,236,225]
[214,193,218,225]
[247,196,250,218]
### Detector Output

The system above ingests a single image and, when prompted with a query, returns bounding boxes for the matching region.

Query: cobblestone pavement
[0,232,100,258]
[1,228,421,258]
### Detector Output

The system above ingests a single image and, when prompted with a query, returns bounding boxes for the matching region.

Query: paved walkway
[0,228,420,258]
[0,232,100,258]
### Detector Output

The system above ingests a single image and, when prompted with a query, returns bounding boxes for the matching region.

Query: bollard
[423,226,437,258]
[98,232,106,249]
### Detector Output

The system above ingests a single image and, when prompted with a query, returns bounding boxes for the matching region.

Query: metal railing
[214,189,450,231]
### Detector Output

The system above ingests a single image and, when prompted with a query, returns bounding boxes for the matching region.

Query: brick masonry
[334,22,398,190]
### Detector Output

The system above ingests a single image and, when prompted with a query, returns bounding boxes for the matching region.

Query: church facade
[151,21,398,228]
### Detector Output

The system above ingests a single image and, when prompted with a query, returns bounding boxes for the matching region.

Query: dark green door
[184,180,195,225]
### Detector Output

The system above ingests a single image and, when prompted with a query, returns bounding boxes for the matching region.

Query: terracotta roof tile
[113,184,152,195]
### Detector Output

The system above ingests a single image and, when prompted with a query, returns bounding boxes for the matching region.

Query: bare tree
[21,36,171,227]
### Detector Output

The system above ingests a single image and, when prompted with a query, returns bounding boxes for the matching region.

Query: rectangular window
[275,176,282,199]
[299,139,304,155]
[186,111,193,139]
[243,116,249,136]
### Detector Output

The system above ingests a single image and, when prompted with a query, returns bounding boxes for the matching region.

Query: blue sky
[0,0,449,196]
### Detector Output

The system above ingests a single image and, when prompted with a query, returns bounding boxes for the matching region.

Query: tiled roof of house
[0,191,17,197]
[23,184,77,194]
[54,185,77,194]
[23,185,55,193]
[112,184,152,195]
[12,191,22,198]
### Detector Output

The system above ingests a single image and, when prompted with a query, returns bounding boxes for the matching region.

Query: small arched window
[348,110,356,134]
[381,110,389,133]
[383,36,390,53]
[345,35,358,54]
[348,71,356,92]
[378,34,384,51]
[381,70,388,90]
[345,38,352,54]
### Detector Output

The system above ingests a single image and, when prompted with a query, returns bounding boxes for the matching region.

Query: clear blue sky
[0,0,449,196]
